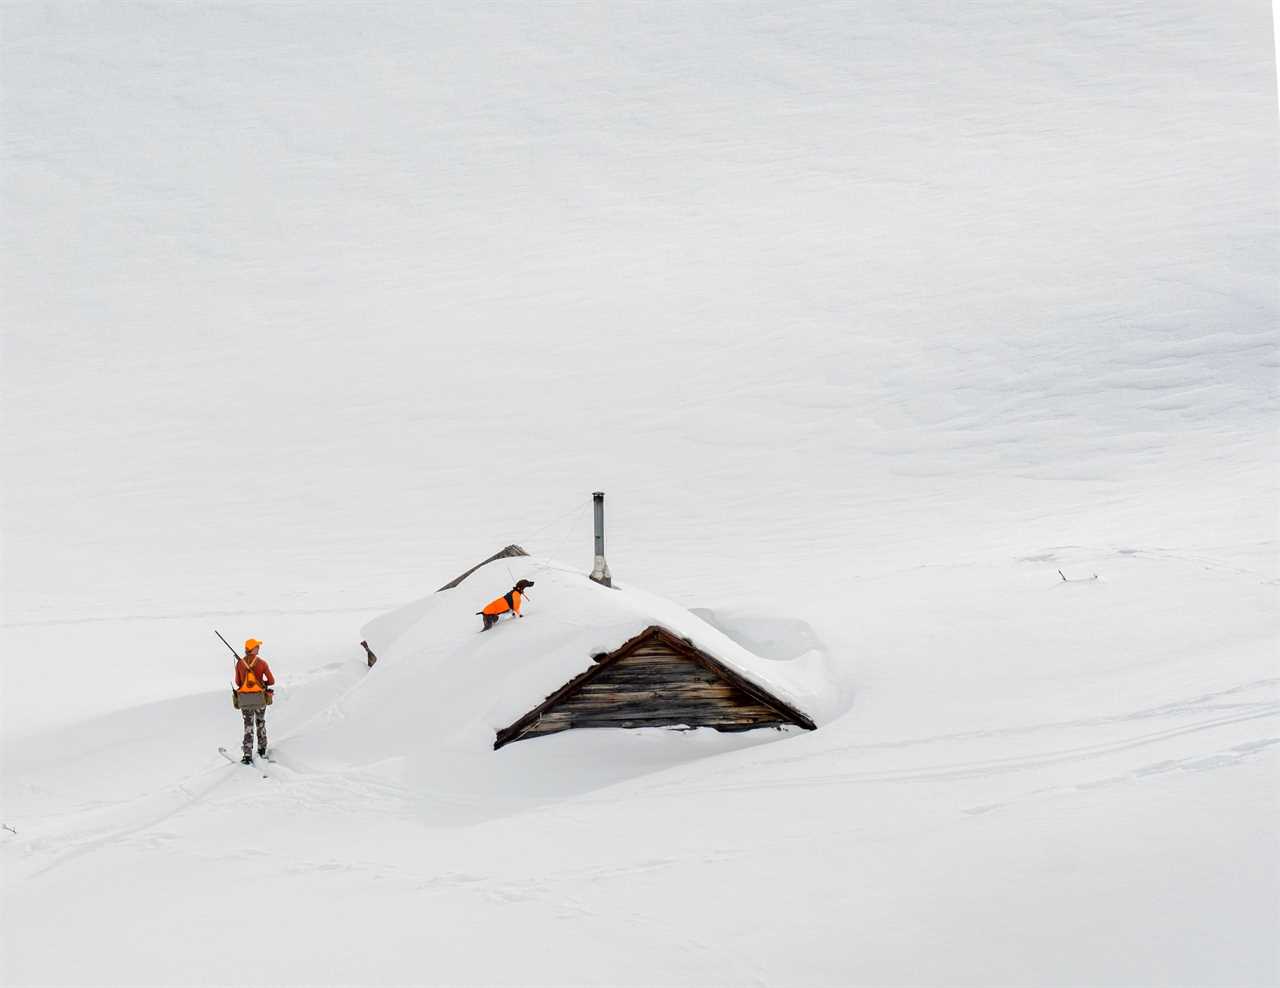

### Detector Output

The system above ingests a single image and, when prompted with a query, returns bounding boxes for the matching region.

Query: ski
[218,746,269,778]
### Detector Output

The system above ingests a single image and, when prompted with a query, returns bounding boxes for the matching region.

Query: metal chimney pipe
[589,491,613,587]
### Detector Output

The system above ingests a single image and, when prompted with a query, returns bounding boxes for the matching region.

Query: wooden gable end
[494,626,815,749]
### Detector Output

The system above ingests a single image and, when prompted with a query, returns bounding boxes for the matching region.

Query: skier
[234,638,275,763]
[478,579,534,631]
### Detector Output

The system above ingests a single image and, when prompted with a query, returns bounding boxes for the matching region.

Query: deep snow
[2,2,1278,986]
[357,553,842,735]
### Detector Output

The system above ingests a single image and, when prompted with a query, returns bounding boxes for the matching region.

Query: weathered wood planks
[494,625,816,749]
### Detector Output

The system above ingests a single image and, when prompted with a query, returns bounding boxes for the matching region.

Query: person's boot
[241,754,252,765]
[258,748,267,758]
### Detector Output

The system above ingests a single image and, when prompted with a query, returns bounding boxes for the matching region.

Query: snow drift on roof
[345,554,839,755]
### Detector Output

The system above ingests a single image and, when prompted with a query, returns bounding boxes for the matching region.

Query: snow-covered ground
[2,2,1277,985]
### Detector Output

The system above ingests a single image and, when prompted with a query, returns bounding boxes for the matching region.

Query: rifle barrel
[214,630,242,659]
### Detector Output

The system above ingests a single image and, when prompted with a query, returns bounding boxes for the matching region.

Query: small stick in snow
[2,824,17,835]
[1058,569,1067,582]
[361,640,378,668]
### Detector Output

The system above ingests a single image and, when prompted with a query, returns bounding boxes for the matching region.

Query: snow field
[3,1,1278,984]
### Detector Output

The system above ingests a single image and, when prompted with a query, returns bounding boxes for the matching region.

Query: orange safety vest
[481,590,522,617]
[238,657,264,693]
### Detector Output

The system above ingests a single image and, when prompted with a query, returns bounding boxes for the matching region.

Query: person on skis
[478,579,534,631]
[234,638,275,763]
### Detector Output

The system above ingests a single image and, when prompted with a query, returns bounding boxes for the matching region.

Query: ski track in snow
[2,1,1277,984]
[10,673,1276,872]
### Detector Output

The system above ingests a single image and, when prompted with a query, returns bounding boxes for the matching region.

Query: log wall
[511,636,791,742]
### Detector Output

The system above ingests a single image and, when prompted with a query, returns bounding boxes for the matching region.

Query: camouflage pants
[242,708,267,757]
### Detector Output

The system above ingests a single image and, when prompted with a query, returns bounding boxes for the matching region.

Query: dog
[478,579,534,631]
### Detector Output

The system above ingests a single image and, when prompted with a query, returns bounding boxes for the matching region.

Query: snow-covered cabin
[359,550,830,753]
